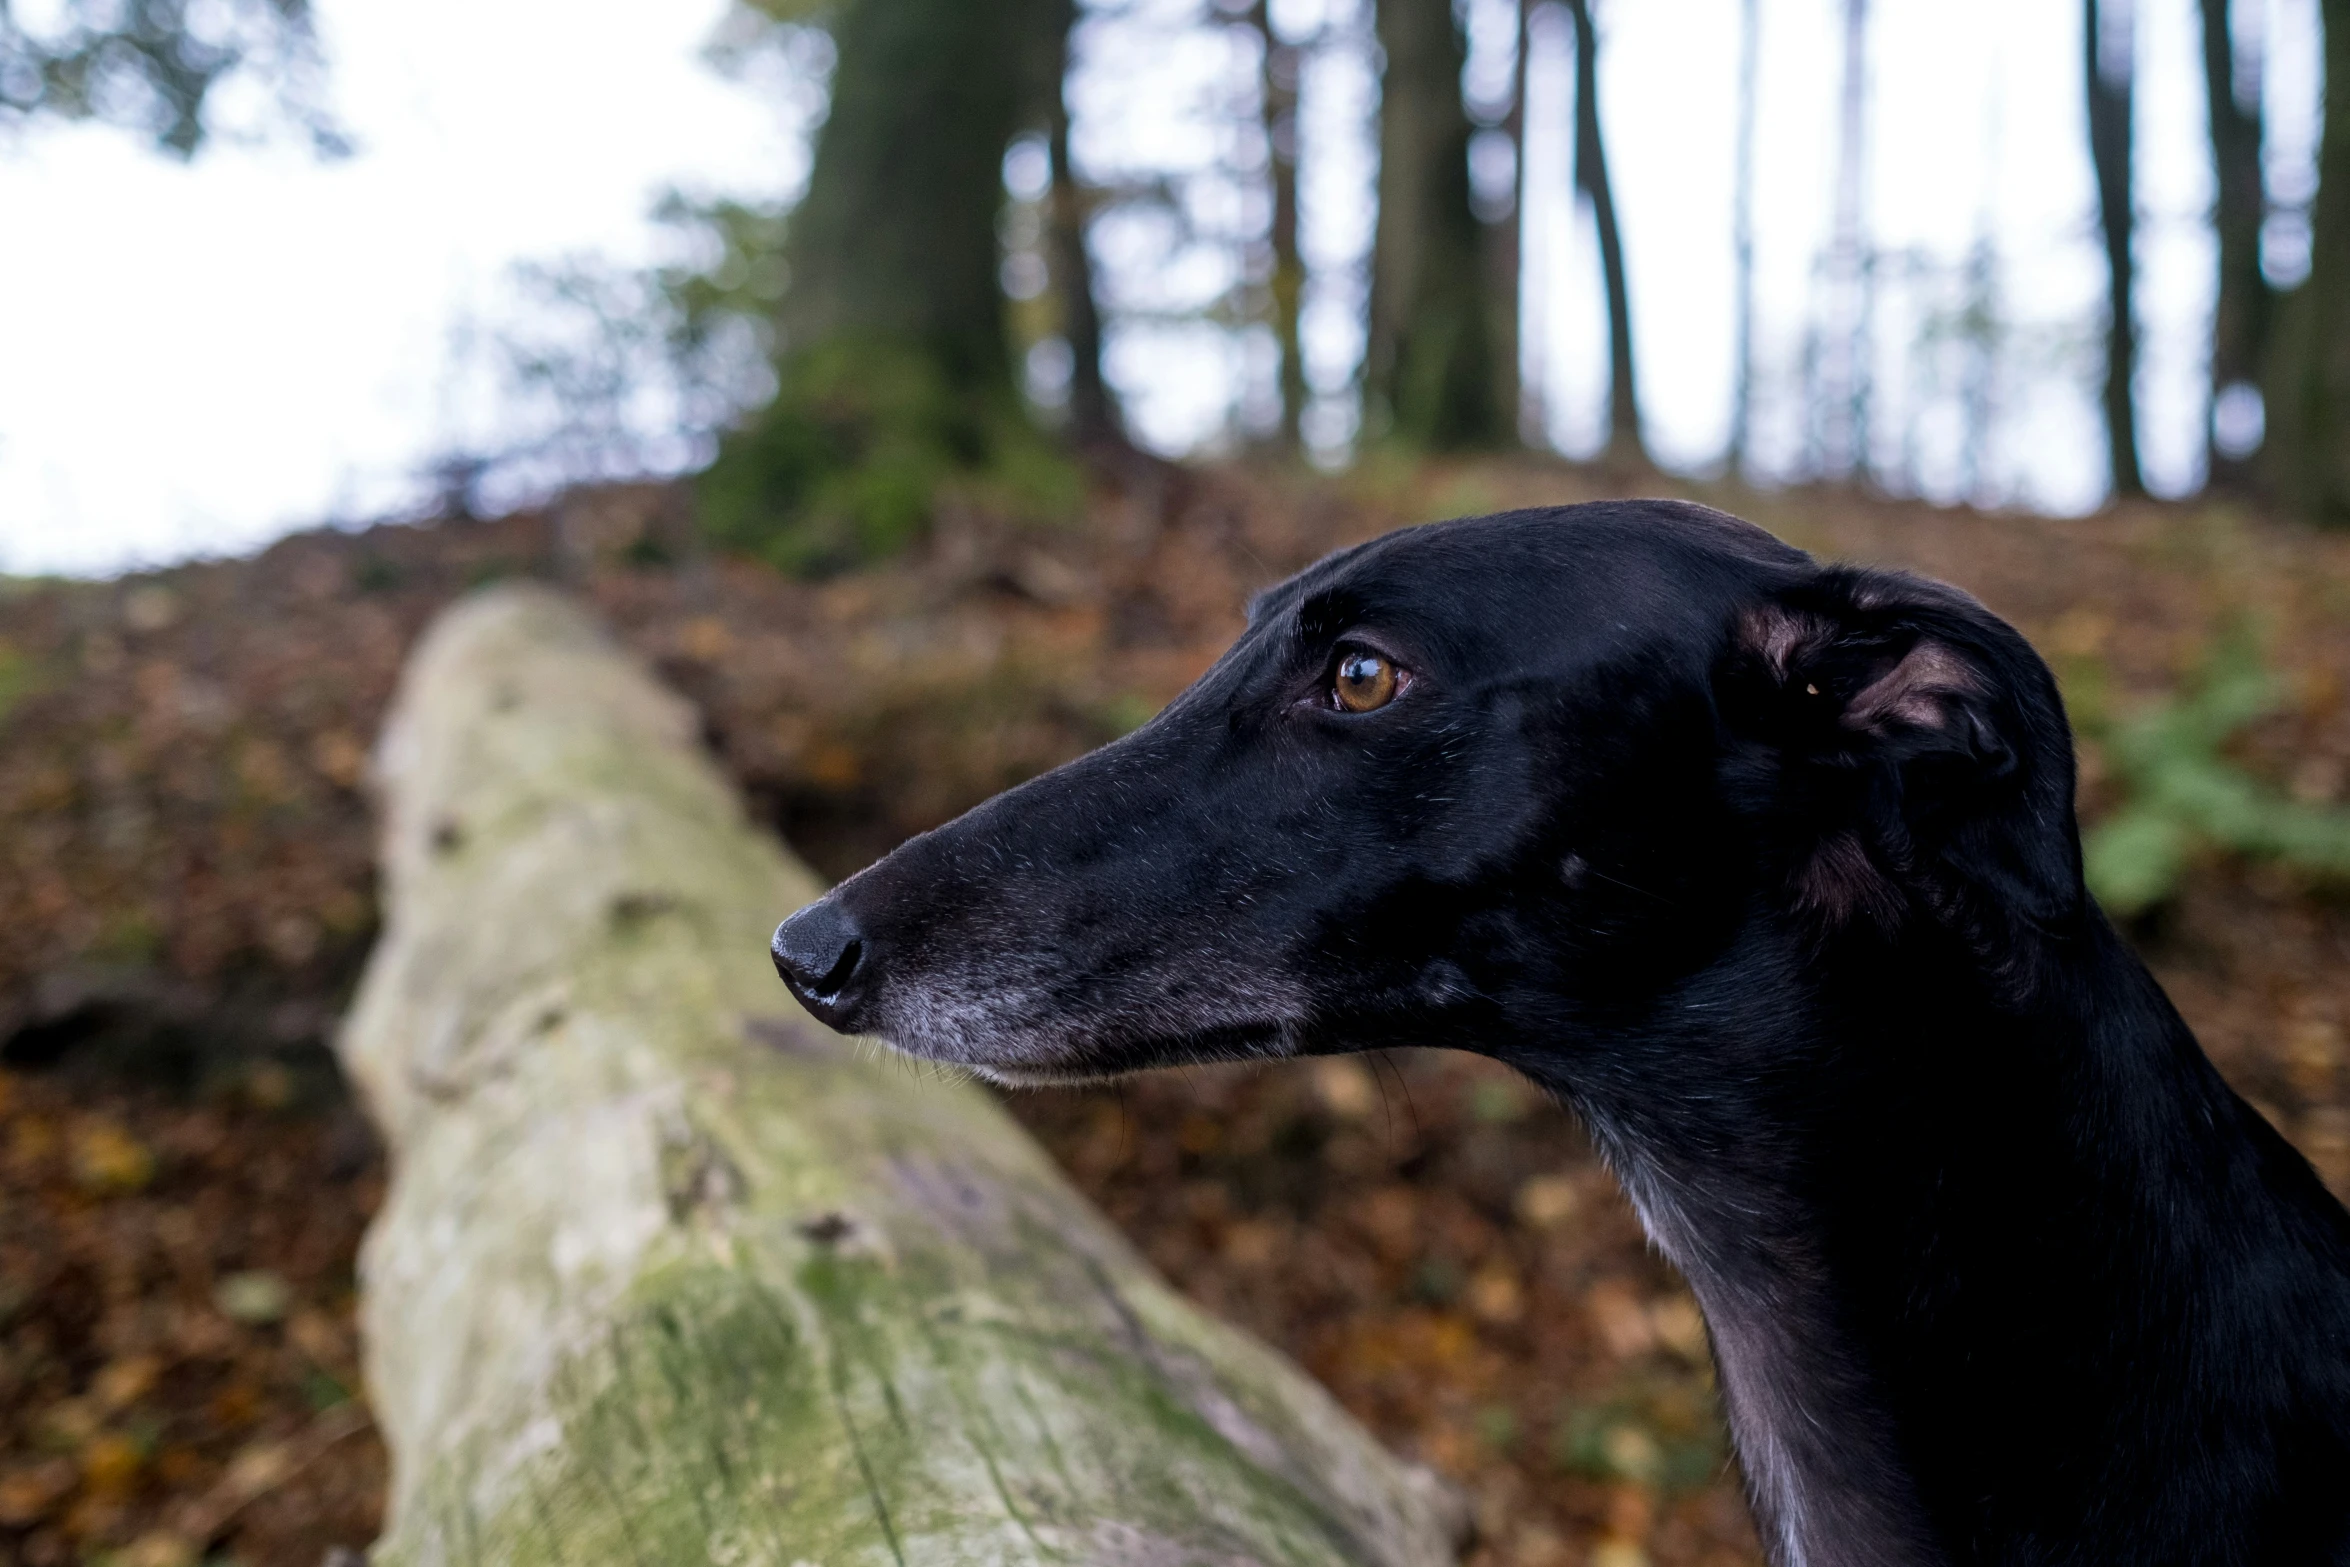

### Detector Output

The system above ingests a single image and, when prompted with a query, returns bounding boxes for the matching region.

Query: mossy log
[339,586,1466,1566]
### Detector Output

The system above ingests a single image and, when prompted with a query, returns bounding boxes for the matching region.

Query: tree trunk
[340,587,1468,1567]
[2265,0,2350,523]
[2087,0,2145,498]
[699,0,1074,574]
[2199,0,2270,488]
[1366,0,1504,449]
[1047,0,1121,451]
[1255,2,1309,451]
[1810,0,1871,480]
[778,0,1039,390]
[1485,3,1528,444]
[1728,0,1760,476]
[1565,0,1644,465]
[1514,0,1547,444]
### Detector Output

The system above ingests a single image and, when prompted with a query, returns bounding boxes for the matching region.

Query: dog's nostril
[771,899,866,1002]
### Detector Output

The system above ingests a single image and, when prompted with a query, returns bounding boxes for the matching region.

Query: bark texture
[1366,0,1502,449]
[2265,0,2350,524]
[1565,0,1642,465]
[2198,0,2269,489]
[340,587,1465,1567]
[2086,0,2145,497]
[1254,0,1308,451]
[1046,0,1122,451]
[777,0,1051,390]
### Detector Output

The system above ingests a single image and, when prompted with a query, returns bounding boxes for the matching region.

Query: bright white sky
[0,0,2326,577]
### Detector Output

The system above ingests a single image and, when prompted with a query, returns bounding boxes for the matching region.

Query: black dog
[772,501,2350,1566]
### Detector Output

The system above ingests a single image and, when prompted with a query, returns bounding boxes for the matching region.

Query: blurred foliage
[0,0,343,157]
[0,637,36,727]
[698,335,1078,576]
[654,192,792,363]
[1551,1376,1725,1493]
[2072,624,2350,915]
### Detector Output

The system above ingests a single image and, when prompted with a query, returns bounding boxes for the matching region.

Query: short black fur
[772,501,2350,1566]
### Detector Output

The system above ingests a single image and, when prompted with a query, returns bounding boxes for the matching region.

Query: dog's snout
[771,898,867,1028]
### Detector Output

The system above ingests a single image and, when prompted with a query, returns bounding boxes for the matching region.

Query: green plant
[1551,1375,1724,1492]
[0,638,42,727]
[2071,625,2350,915]
[696,336,1078,578]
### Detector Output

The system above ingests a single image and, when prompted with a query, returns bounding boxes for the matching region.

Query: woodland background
[3,1,2350,1565]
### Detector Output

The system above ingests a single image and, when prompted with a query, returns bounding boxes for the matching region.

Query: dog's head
[771,501,2083,1086]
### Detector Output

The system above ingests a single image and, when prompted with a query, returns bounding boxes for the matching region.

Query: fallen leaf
[71,1120,155,1194]
[1649,1296,1709,1363]
[1468,1263,1524,1325]
[1587,1281,1657,1359]
[213,1270,290,1326]
[1313,1057,1377,1119]
[93,1357,162,1412]
[0,1458,76,1526]
[1512,1172,1580,1230]
[121,1530,199,1567]
[80,1433,145,1498]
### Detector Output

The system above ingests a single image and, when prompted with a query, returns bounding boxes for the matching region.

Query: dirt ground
[6,459,2350,1567]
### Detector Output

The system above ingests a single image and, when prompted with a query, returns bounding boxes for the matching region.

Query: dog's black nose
[771,898,866,1026]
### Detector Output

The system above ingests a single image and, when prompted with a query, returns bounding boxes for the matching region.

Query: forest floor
[7,456,2350,1567]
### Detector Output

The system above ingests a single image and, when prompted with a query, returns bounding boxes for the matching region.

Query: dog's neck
[1510,910,2350,1567]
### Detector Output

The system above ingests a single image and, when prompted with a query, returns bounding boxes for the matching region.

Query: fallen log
[339,586,1465,1566]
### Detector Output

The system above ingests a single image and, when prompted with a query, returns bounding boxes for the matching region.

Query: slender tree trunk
[1486,2,1527,441]
[1366,0,1503,448]
[1728,0,1760,476]
[2199,0,2269,488]
[1811,0,1871,480]
[1255,1,1308,451]
[2087,0,2145,497]
[1515,0,1547,444]
[1565,0,1644,464]
[1046,0,1120,450]
[2265,0,2350,522]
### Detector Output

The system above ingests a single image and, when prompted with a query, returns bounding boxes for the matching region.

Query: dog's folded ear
[1714,567,2083,944]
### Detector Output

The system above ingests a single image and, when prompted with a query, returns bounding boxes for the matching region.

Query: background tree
[1253,1,1308,451]
[698,0,1082,573]
[2199,0,2269,489]
[2265,0,2348,522]
[1564,0,1642,464]
[1365,0,1503,449]
[2086,0,2145,497]
[1485,0,1528,445]
[0,0,339,157]
[1728,0,1760,475]
[1808,0,1870,479]
[1046,0,1120,450]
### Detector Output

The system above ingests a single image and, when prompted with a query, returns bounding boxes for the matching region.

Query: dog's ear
[1715,567,2082,942]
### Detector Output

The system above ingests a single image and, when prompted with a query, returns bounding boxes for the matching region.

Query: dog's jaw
[860,960,1312,1084]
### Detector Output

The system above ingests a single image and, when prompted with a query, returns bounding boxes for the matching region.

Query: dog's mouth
[958,1060,1119,1089]
[868,1007,1301,1087]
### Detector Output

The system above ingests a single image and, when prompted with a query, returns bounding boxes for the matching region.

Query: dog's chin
[868,1013,1301,1090]
[962,1061,1124,1090]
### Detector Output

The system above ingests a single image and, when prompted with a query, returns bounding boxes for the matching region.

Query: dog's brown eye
[1332,648,1400,712]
